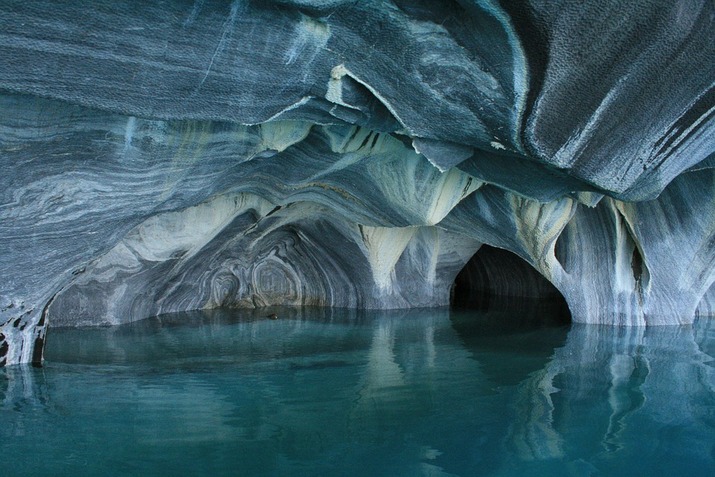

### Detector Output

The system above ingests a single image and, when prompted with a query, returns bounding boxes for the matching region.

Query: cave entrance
[450,245,571,387]
[450,245,571,326]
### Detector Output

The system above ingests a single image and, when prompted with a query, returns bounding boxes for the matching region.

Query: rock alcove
[0,0,713,366]
[451,245,571,326]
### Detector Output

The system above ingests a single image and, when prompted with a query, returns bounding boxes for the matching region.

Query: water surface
[2,307,714,476]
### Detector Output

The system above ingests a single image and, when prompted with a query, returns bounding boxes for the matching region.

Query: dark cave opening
[450,245,571,326]
[449,245,572,387]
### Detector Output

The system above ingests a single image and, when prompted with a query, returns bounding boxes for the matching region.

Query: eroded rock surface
[1,0,713,365]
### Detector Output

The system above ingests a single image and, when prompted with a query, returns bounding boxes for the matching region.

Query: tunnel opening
[450,245,571,327]
[449,245,571,387]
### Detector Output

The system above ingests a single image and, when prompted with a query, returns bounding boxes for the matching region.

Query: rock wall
[1,0,713,365]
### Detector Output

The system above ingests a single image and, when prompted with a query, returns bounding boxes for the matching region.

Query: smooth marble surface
[1,0,713,364]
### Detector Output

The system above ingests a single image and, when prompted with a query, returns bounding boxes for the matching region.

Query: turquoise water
[2,307,714,477]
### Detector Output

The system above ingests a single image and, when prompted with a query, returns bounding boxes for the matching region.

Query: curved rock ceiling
[1,0,713,365]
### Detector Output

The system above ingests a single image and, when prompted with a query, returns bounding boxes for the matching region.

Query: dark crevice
[651,84,715,163]
[31,336,44,368]
[553,238,564,269]
[265,205,282,217]
[0,333,8,360]
[631,246,644,283]
[451,245,571,326]
[370,132,380,149]
[615,208,650,296]
[358,131,373,151]
[553,222,570,270]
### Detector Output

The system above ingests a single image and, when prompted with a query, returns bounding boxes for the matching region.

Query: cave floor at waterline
[2,307,714,477]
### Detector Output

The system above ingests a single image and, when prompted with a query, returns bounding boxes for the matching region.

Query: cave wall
[0,0,713,365]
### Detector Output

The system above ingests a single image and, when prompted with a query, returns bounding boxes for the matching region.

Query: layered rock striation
[1,0,713,365]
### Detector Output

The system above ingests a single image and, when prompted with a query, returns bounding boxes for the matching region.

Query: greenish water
[2,307,714,476]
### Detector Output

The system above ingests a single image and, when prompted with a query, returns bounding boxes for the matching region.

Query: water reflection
[0,363,50,411]
[538,321,715,476]
[449,301,571,386]
[450,301,571,463]
[1,309,713,476]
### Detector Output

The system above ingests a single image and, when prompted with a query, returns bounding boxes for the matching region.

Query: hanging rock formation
[0,0,713,365]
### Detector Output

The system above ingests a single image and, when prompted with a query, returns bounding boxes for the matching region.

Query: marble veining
[0,0,713,365]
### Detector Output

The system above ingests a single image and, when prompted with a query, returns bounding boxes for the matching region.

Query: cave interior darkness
[450,245,572,327]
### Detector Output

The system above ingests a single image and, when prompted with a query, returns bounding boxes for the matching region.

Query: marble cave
[1,0,714,367]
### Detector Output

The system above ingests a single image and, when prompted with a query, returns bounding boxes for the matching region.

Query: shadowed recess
[451,244,571,325]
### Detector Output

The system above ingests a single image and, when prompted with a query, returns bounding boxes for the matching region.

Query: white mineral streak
[284,14,330,68]
[426,171,482,225]
[326,64,350,107]
[508,366,565,461]
[473,0,530,151]
[326,63,413,135]
[123,116,137,153]
[126,194,267,263]
[360,225,416,292]
[363,136,482,225]
[259,121,313,152]
[509,194,577,278]
[196,0,242,90]
[352,320,406,422]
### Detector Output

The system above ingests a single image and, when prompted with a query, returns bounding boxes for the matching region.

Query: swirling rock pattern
[0,0,713,365]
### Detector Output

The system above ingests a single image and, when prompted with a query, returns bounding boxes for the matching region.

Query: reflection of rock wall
[504,321,715,471]
[500,320,715,475]
[7,309,712,474]
[1,0,714,364]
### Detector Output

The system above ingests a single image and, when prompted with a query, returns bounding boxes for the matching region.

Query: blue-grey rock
[0,0,713,365]
[696,284,715,318]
